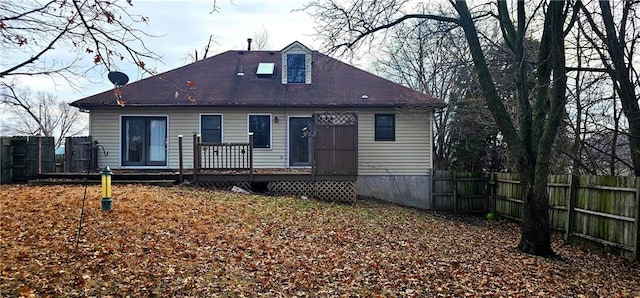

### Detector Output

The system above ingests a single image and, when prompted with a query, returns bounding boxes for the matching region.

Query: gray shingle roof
[71,47,445,110]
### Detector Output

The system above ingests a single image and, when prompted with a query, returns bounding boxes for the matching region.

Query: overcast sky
[83,0,322,98]
[1,0,361,134]
[1,0,345,132]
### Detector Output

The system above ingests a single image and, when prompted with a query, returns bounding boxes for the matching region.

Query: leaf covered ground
[1,185,639,297]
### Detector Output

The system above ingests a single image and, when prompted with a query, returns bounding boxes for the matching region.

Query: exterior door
[289,117,312,166]
[122,116,167,166]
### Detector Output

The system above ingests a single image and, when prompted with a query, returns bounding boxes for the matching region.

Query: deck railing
[190,134,254,182]
[198,142,252,170]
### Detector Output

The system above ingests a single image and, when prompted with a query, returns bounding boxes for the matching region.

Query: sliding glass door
[122,116,167,166]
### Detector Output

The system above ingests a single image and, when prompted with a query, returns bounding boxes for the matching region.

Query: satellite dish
[108,71,129,86]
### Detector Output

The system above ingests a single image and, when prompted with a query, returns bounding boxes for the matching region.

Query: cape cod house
[70,41,445,207]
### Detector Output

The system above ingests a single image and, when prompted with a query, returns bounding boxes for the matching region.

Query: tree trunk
[517,170,553,256]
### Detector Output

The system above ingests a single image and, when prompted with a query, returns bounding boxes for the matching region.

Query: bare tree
[1,82,86,148]
[576,0,640,176]
[1,0,160,80]
[187,27,271,63]
[306,0,577,257]
[187,34,218,62]
[252,26,271,50]
[372,18,468,170]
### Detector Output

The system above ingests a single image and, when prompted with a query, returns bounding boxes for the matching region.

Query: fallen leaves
[1,185,639,297]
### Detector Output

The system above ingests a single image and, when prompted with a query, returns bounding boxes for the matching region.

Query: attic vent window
[256,63,275,75]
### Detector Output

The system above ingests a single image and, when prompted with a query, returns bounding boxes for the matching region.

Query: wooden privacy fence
[64,136,97,173]
[313,112,358,176]
[1,136,55,183]
[489,173,640,261]
[431,170,487,212]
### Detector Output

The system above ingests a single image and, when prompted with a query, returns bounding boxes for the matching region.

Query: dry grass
[1,184,639,297]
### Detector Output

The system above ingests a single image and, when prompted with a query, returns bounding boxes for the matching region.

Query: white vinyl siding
[358,109,432,175]
[88,107,432,174]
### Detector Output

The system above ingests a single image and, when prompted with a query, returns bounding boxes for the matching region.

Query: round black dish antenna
[108,71,129,86]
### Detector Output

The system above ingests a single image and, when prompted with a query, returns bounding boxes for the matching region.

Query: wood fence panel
[548,175,570,231]
[432,170,485,213]
[313,112,358,176]
[432,170,455,211]
[1,138,12,183]
[493,173,523,220]
[0,136,55,182]
[64,136,94,172]
[573,175,637,252]
[457,172,486,212]
[489,173,639,260]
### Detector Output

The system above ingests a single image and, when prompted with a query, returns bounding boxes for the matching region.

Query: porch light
[101,166,113,211]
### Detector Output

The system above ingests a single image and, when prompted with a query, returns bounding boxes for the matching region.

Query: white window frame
[118,114,170,169]
[286,114,313,168]
[247,113,272,150]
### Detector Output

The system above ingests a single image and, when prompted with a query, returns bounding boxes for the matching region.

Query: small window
[201,115,222,143]
[286,54,305,83]
[375,114,395,141]
[249,115,271,148]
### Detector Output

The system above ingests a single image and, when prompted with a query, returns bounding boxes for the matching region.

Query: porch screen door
[289,117,312,166]
[122,116,167,166]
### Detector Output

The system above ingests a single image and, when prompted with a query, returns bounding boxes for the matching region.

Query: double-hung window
[201,115,222,143]
[248,115,271,148]
[375,114,395,141]
[286,54,305,83]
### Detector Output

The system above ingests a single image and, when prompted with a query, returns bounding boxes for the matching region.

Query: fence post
[565,174,578,243]
[486,173,491,212]
[452,170,458,214]
[634,176,640,261]
[37,137,42,175]
[493,173,498,213]
[178,135,184,183]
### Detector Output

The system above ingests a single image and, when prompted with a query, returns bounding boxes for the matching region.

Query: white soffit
[256,63,275,75]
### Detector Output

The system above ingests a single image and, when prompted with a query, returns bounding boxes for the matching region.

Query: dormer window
[281,41,312,84]
[286,54,306,83]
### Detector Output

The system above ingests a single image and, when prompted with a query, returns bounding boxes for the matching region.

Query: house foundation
[356,175,432,210]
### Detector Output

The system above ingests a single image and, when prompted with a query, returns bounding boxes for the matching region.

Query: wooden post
[634,176,640,261]
[565,174,578,243]
[489,173,496,213]
[92,140,99,170]
[192,134,199,183]
[248,132,254,181]
[64,137,70,173]
[37,137,42,175]
[452,170,458,214]
[178,135,184,183]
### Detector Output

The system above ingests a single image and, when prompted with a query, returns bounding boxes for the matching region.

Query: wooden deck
[188,134,358,184]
